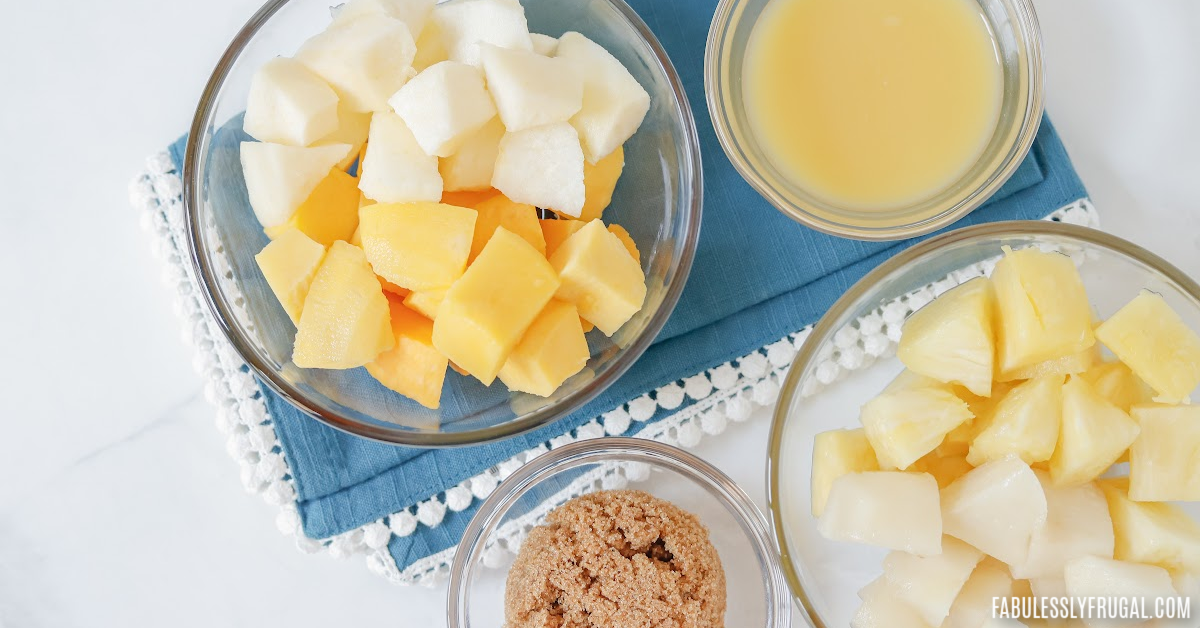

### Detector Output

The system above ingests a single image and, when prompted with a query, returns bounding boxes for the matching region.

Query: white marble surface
[1,0,1197,626]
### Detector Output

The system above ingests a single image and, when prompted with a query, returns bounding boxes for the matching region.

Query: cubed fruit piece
[359,112,443,203]
[548,219,647,336]
[365,299,447,409]
[254,228,327,325]
[541,219,586,258]
[470,194,545,262]
[992,247,1096,375]
[942,457,1048,566]
[480,44,582,132]
[935,421,976,458]
[331,0,435,36]
[432,228,560,384]
[440,118,505,192]
[852,577,934,628]
[884,369,949,394]
[556,32,651,164]
[313,103,372,171]
[293,241,393,369]
[1097,291,1200,403]
[295,15,417,112]
[497,300,589,397]
[860,388,974,470]
[358,202,476,290]
[945,560,1019,628]
[912,453,974,488]
[1081,361,1154,413]
[817,471,942,556]
[999,343,1100,383]
[264,168,360,246]
[240,142,352,229]
[412,16,448,72]
[606,224,640,263]
[1064,556,1177,628]
[530,33,558,56]
[1050,376,1140,487]
[1129,404,1200,501]
[1013,471,1114,579]
[576,145,625,222]
[967,375,1063,467]
[403,289,446,320]
[1098,477,1200,574]
[243,57,339,146]
[431,0,533,67]
[442,188,499,208]
[883,536,984,626]
[898,277,996,397]
[811,428,880,517]
[492,122,586,218]
[389,61,497,157]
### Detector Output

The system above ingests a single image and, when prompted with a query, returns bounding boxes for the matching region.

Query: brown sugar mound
[504,489,727,628]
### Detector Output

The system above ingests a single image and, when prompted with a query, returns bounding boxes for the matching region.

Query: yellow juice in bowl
[743,0,1003,211]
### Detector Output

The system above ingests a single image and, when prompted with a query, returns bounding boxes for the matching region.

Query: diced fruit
[530,33,558,56]
[541,219,586,259]
[331,0,436,37]
[859,388,974,470]
[412,15,449,71]
[365,299,448,409]
[912,453,973,488]
[1000,342,1101,383]
[898,277,996,397]
[811,428,880,517]
[440,118,505,192]
[577,145,625,222]
[1013,471,1114,579]
[1081,361,1154,413]
[388,61,497,157]
[941,457,1048,566]
[853,577,934,628]
[314,103,372,171]
[264,168,360,246]
[359,112,443,203]
[992,247,1096,375]
[1098,477,1200,574]
[480,44,582,132]
[1050,376,1140,487]
[1129,404,1200,501]
[240,142,352,228]
[358,202,476,290]
[378,276,409,297]
[254,228,327,325]
[817,471,942,556]
[883,536,984,626]
[492,122,586,218]
[1096,291,1200,403]
[442,188,499,208]
[243,57,339,147]
[1029,577,1067,601]
[470,194,545,261]
[432,228,560,384]
[497,300,589,397]
[884,369,948,394]
[556,32,651,164]
[548,219,647,336]
[295,15,417,112]
[431,0,533,67]
[945,559,1018,628]
[293,241,393,369]
[403,289,446,320]
[606,224,640,264]
[967,375,1063,466]
[935,421,976,458]
[1064,556,1177,628]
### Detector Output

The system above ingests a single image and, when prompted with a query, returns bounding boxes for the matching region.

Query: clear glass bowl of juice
[706,0,1044,241]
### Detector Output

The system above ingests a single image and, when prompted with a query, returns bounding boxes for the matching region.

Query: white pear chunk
[431,0,533,67]
[295,15,417,112]
[358,112,442,203]
[853,577,935,628]
[555,32,650,164]
[1064,556,1177,628]
[492,122,585,217]
[413,17,450,71]
[243,57,340,146]
[941,457,1048,567]
[440,118,505,192]
[530,33,559,56]
[897,277,996,397]
[480,44,583,132]
[817,472,942,556]
[240,142,352,228]
[883,536,984,626]
[313,103,372,170]
[331,0,436,36]
[944,559,1018,628]
[1013,471,1114,579]
[388,61,497,157]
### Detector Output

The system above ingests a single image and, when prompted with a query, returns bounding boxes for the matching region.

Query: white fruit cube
[883,537,984,626]
[480,44,583,132]
[817,472,942,556]
[1050,377,1140,487]
[413,16,450,71]
[967,375,1063,467]
[440,118,504,191]
[1099,477,1200,574]
[941,457,1048,566]
[1129,404,1200,501]
[313,103,372,170]
[240,141,352,228]
[431,0,533,67]
[1013,471,1114,579]
[853,577,935,628]
[359,112,443,203]
[388,61,497,158]
[530,33,558,56]
[1064,556,1177,628]
[556,32,651,164]
[295,15,417,112]
[944,559,1019,628]
[243,57,340,146]
[811,428,880,517]
[492,122,585,217]
[860,388,974,470]
[1096,291,1200,404]
[331,0,436,37]
[898,277,996,397]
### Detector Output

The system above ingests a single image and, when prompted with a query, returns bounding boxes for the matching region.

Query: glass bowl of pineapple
[768,221,1200,627]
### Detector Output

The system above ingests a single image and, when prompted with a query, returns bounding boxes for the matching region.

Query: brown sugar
[504,489,727,628]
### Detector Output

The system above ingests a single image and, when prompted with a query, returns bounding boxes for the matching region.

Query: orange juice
[743,0,1003,210]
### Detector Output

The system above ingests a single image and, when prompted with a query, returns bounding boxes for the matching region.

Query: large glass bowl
[767,221,1200,626]
[183,0,702,446]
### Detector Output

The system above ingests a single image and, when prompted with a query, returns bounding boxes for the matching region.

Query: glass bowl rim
[182,0,705,447]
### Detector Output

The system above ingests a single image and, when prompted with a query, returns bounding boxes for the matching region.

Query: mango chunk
[366,299,448,409]
[470,194,545,262]
[404,289,447,320]
[1129,404,1200,502]
[265,168,360,246]
[579,144,624,222]
[377,276,409,298]
[432,228,561,385]
[1096,291,1200,403]
[359,202,477,291]
[442,188,500,209]
[498,300,590,397]
[606,223,640,264]
[549,219,646,336]
[254,227,327,325]
[541,218,585,258]
[293,241,393,369]
[811,428,879,517]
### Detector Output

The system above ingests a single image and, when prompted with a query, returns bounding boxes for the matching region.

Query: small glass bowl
[767,221,1200,627]
[184,0,703,446]
[448,438,792,627]
[705,0,1045,240]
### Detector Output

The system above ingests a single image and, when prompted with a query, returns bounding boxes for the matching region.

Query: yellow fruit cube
[366,299,448,409]
[968,375,1063,467]
[432,228,561,385]
[860,388,974,470]
[897,277,995,397]
[359,191,376,209]
[1082,361,1155,413]
[578,144,624,222]
[442,188,499,208]
[912,453,973,488]
[811,428,879,516]
[541,218,586,258]
[358,202,477,291]
[264,168,360,246]
[377,276,409,298]
[1099,477,1200,574]
[549,219,647,336]
[1050,376,1140,487]
[470,194,545,262]
[1096,291,1200,403]
[606,223,640,264]
[1129,404,1200,501]
[254,227,327,325]
[999,342,1101,383]
[293,241,393,369]
[498,300,590,397]
[404,289,447,320]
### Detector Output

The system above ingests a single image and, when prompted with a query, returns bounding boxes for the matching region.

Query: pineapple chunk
[860,388,974,470]
[1064,556,1177,628]
[541,219,586,259]
[882,536,984,626]
[403,289,446,320]
[817,471,942,556]
[549,219,647,336]
[992,247,1096,375]
[1013,471,1114,579]
[578,145,625,222]
[240,141,353,229]
[945,559,1019,628]
[432,228,560,384]
[912,453,974,488]
[999,342,1101,383]
[293,242,393,369]
[606,224,640,264]
[440,118,505,192]
[1050,377,1140,487]
[365,299,448,409]
[470,194,545,262]
[967,375,1063,467]
[853,577,934,628]
[1098,477,1200,574]
[264,168,360,246]
[941,457,1048,566]
[1096,291,1200,403]
[897,277,995,397]
[254,227,327,325]
[1129,404,1200,501]
[1081,361,1154,413]
[884,369,949,393]
[497,300,590,397]
[358,202,476,291]
[811,428,880,517]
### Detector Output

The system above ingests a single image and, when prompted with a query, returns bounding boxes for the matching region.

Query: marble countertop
[1,0,1197,625]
